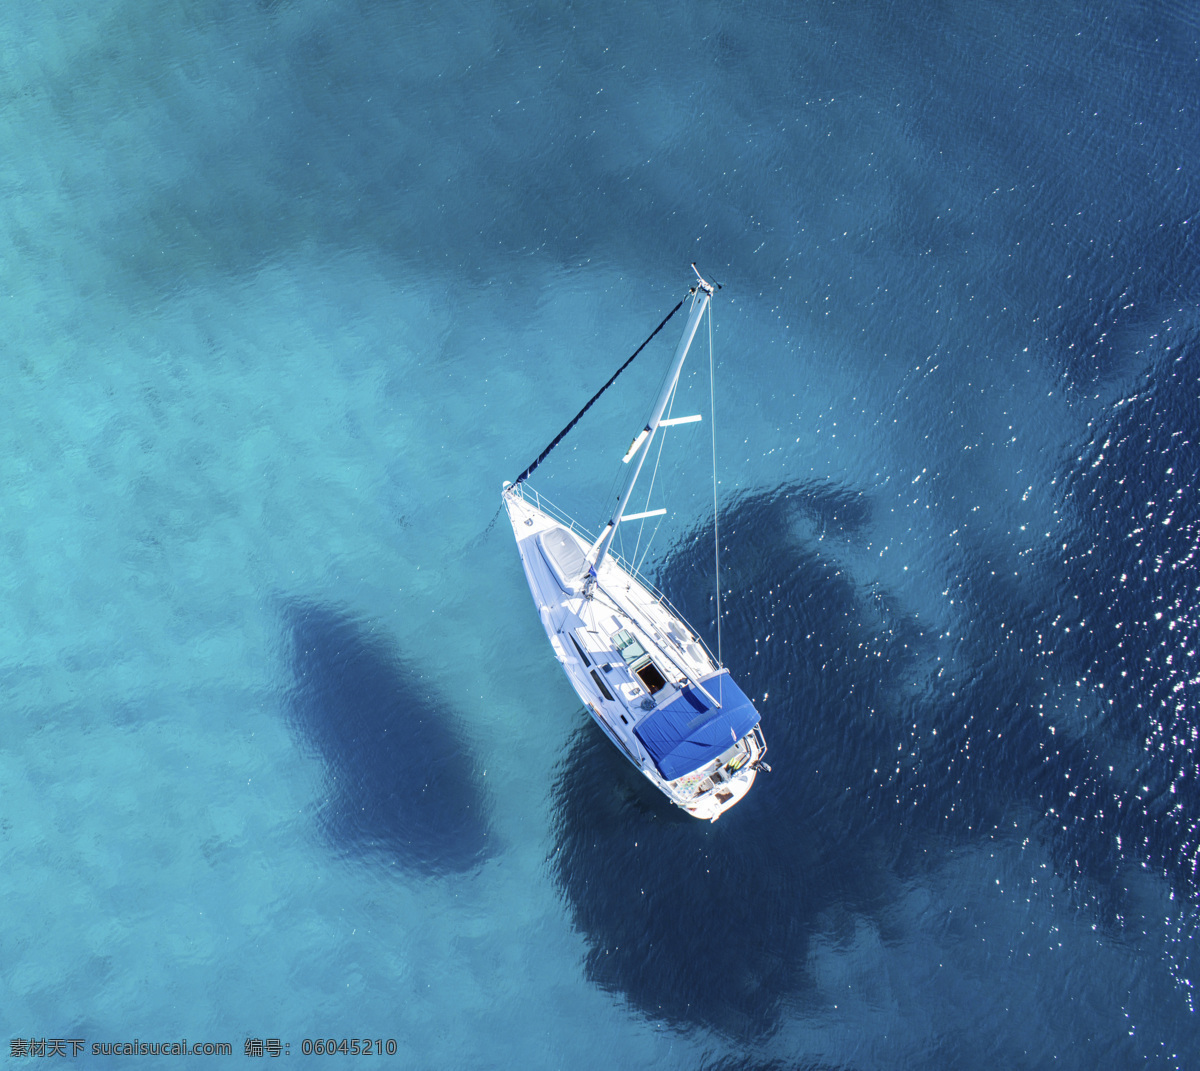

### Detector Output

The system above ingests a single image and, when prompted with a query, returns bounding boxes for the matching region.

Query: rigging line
[634,508,664,579]
[609,311,680,567]
[630,373,677,571]
[633,382,676,578]
[510,297,686,487]
[708,295,722,667]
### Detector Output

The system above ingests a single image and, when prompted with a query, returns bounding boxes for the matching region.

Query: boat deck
[503,485,762,820]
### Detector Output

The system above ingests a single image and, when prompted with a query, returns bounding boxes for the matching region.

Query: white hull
[503,484,765,821]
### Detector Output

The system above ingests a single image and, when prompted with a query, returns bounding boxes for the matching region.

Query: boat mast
[586,273,714,573]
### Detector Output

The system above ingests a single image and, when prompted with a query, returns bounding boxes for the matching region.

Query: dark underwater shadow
[550,445,1200,1038]
[283,601,491,876]
[550,480,916,1039]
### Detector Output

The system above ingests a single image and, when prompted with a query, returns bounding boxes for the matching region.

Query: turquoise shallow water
[2,1,1198,1068]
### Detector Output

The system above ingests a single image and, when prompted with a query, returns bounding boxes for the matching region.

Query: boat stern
[669,721,768,821]
[682,766,757,821]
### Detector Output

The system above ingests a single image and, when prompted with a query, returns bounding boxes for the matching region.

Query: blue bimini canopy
[634,672,760,781]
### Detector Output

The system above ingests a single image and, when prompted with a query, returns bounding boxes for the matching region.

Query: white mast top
[586,273,714,573]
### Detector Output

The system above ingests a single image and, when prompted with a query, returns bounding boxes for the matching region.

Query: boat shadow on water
[550,464,1200,1040]
[282,601,492,877]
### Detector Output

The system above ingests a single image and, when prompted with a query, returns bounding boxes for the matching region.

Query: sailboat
[502,270,769,821]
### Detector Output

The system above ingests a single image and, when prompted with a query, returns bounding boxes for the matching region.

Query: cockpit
[612,628,668,694]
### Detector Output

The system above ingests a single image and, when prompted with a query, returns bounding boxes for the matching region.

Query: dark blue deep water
[2,1,1198,1067]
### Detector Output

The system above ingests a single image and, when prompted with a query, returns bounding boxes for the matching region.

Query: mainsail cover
[634,671,760,780]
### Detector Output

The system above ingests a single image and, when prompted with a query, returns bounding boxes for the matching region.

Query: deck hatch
[537,527,588,593]
[613,628,651,670]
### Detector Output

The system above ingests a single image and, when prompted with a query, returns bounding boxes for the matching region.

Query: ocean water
[2,0,1197,1067]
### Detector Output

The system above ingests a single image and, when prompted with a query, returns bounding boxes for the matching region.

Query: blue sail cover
[634,672,760,780]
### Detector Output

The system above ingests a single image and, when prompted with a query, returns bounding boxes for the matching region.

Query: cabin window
[568,633,591,666]
[590,669,615,702]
